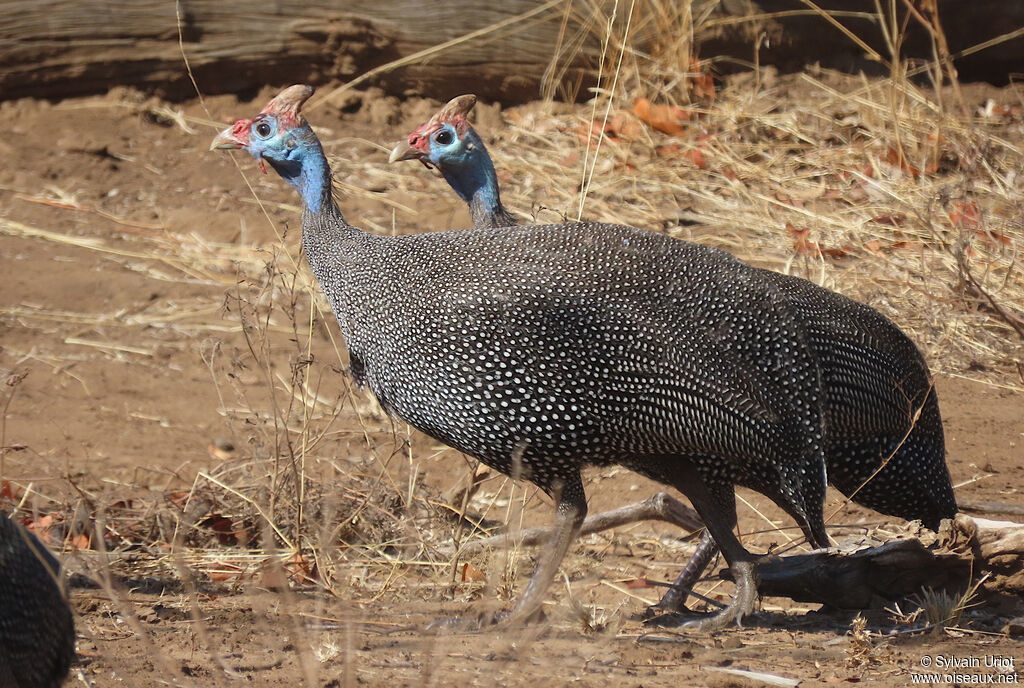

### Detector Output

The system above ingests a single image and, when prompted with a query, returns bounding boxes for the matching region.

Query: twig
[447,492,701,557]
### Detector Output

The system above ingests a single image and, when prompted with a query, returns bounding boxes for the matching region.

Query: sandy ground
[1,81,1022,687]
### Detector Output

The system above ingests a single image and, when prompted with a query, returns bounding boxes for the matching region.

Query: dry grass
[2,6,1022,682]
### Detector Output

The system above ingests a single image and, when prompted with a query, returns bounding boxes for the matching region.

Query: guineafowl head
[389,94,500,207]
[212,84,331,212]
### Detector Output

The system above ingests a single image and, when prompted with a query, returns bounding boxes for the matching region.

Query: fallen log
[727,515,1024,609]
[1,1,1020,103]
[751,538,972,609]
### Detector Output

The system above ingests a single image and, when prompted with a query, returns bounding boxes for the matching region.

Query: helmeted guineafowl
[0,512,75,688]
[212,84,921,631]
[389,95,519,228]
[389,94,957,617]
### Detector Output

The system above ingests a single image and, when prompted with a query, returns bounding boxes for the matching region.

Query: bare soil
[1,79,1022,687]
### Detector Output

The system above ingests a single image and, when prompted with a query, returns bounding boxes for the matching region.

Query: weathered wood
[941,514,1024,596]
[1,1,1020,103]
[749,539,971,609]
[740,515,1024,608]
[0,0,594,102]
[700,0,1024,83]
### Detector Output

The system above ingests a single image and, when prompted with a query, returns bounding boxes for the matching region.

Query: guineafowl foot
[641,529,720,619]
[643,560,758,631]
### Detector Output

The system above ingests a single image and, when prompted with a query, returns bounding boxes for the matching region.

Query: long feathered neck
[289,139,381,347]
[441,128,518,229]
[264,124,377,332]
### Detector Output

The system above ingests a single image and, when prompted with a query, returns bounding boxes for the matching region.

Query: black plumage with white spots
[213,86,954,628]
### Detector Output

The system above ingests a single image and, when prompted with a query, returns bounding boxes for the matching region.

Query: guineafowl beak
[210,124,247,151]
[388,141,423,164]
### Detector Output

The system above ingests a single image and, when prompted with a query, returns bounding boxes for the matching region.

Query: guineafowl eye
[255,121,273,138]
[434,129,453,145]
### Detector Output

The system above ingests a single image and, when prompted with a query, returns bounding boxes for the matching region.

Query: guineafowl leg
[655,466,758,631]
[426,471,586,631]
[652,529,720,613]
[503,471,587,625]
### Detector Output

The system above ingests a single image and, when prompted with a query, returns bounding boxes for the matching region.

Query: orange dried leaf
[26,513,55,539]
[576,121,617,146]
[624,577,656,589]
[69,533,91,551]
[0,480,19,501]
[948,200,981,229]
[890,240,922,251]
[284,552,318,584]
[211,561,244,583]
[882,146,921,177]
[631,98,690,137]
[870,214,905,226]
[199,514,238,546]
[819,245,852,258]
[461,562,487,582]
[975,229,1012,247]
[787,222,832,258]
[166,491,190,508]
[688,58,716,101]
[608,112,644,141]
[685,148,707,169]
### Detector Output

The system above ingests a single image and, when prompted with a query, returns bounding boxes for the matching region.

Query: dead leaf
[632,98,691,137]
[685,148,707,169]
[949,200,981,229]
[26,514,56,544]
[166,491,190,508]
[689,58,716,101]
[199,514,239,546]
[0,480,19,501]
[882,146,921,177]
[624,577,656,589]
[608,112,644,141]
[786,223,851,259]
[787,223,818,257]
[461,562,487,582]
[210,561,244,583]
[870,214,905,226]
[284,552,318,585]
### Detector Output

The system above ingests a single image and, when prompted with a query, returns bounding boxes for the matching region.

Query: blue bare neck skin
[266,128,332,215]
[440,128,505,221]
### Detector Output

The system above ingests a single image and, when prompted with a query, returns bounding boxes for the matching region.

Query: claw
[644,560,758,632]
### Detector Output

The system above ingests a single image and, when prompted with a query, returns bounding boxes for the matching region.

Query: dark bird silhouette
[0,512,75,687]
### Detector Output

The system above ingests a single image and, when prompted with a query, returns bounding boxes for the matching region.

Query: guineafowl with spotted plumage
[0,512,75,688]
[212,85,940,630]
[390,94,957,617]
